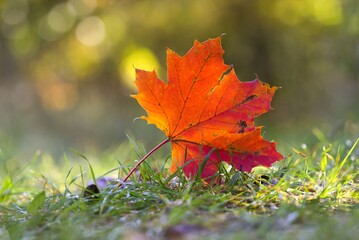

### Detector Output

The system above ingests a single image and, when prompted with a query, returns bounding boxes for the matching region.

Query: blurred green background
[1,0,359,159]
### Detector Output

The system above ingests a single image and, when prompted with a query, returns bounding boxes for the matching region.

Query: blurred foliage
[1,0,359,157]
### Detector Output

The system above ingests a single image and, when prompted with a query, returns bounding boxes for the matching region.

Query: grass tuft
[0,134,358,239]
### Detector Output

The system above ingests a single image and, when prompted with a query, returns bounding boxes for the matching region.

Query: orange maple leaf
[133,36,283,180]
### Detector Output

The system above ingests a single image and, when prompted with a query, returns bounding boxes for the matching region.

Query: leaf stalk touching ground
[117,138,170,187]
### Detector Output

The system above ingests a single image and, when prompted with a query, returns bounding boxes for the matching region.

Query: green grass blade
[27,191,46,214]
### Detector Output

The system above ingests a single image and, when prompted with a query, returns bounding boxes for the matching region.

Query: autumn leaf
[132,36,283,180]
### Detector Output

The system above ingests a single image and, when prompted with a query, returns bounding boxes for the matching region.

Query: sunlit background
[1,0,359,167]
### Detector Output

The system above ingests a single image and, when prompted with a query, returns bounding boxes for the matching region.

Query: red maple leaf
[128,36,283,181]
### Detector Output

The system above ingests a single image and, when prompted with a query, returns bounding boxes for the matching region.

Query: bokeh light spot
[9,24,37,56]
[1,0,28,25]
[47,3,76,33]
[76,16,106,46]
[119,47,161,91]
[38,80,78,112]
[313,0,342,26]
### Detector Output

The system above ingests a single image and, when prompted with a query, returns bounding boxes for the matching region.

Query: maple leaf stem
[117,138,170,187]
